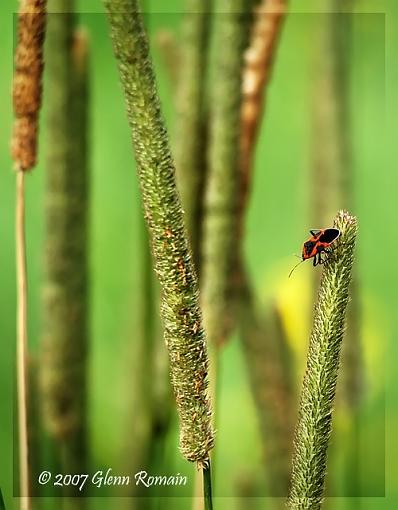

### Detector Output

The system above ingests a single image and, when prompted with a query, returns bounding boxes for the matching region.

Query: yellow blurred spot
[260,258,314,365]
[260,259,387,400]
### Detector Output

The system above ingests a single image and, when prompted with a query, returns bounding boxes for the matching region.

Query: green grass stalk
[103,0,214,468]
[40,5,89,490]
[201,0,253,351]
[330,3,363,500]
[174,0,211,268]
[311,21,340,228]
[329,0,362,402]
[122,216,156,502]
[312,4,362,499]
[239,274,294,497]
[286,210,358,510]
[330,1,354,208]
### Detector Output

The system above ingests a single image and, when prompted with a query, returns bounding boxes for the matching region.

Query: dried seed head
[11,0,46,171]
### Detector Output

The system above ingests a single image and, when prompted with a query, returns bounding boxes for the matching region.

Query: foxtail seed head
[287,210,358,510]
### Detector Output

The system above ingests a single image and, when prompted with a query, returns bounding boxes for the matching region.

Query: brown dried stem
[16,172,29,510]
[12,3,47,509]
[239,0,286,222]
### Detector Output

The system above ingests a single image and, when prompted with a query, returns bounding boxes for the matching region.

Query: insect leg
[323,248,334,263]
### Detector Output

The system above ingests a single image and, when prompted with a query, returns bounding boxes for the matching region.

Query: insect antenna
[288,259,304,278]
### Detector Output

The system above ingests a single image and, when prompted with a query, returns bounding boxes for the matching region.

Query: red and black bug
[289,228,341,278]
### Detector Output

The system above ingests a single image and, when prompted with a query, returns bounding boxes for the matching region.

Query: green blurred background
[0,0,397,509]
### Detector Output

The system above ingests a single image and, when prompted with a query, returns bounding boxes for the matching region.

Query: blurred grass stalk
[40,1,89,499]
[311,14,341,227]
[122,217,168,503]
[237,0,292,498]
[155,29,180,92]
[287,210,358,510]
[11,1,47,507]
[239,0,286,226]
[201,0,252,352]
[311,1,354,228]
[104,0,214,499]
[330,2,363,499]
[174,0,211,269]
[239,282,294,497]
[312,1,362,498]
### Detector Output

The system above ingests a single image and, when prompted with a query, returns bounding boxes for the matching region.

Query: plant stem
[104,0,214,466]
[16,171,29,510]
[203,461,214,510]
[239,0,286,224]
[312,5,362,500]
[27,357,41,497]
[174,0,211,268]
[330,0,354,207]
[286,210,358,510]
[329,0,363,405]
[201,0,253,348]
[239,273,294,496]
[123,215,156,503]
[12,2,47,506]
[330,3,363,501]
[311,18,340,228]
